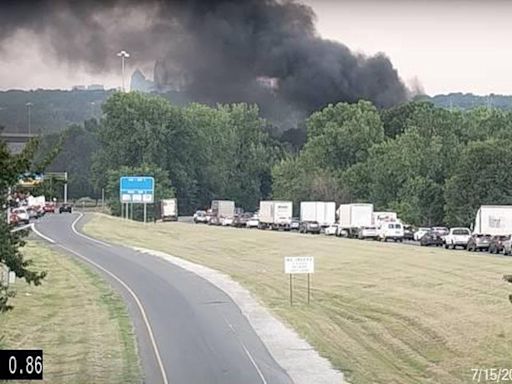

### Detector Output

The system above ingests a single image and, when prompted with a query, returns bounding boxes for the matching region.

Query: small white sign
[143,194,153,203]
[132,194,143,203]
[121,194,131,202]
[285,257,314,274]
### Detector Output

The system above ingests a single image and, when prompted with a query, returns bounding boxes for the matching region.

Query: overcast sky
[1,0,511,95]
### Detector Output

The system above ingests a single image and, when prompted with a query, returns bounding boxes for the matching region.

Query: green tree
[0,137,47,312]
[444,139,512,226]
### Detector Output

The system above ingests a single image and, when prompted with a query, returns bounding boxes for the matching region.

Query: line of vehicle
[32,218,169,384]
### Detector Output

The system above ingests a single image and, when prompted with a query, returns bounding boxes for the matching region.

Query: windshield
[453,229,470,235]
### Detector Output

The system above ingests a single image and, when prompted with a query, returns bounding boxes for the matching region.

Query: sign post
[119,176,154,221]
[284,256,314,306]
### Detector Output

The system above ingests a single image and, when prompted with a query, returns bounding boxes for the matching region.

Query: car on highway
[43,202,56,213]
[403,225,414,241]
[378,222,404,242]
[290,218,300,231]
[358,226,378,240]
[233,213,251,228]
[59,204,73,214]
[432,227,449,237]
[324,224,339,236]
[467,234,492,252]
[420,230,444,246]
[246,215,259,229]
[193,210,208,224]
[413,227,431,241]
[444,227,471,249]
[489,235,510,254]
[299,221,320,234]
[13,208,30,224]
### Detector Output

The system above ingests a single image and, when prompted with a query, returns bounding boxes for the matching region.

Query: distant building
[87,84,104,91]
[130,69,156,93]
[72,85,86,91]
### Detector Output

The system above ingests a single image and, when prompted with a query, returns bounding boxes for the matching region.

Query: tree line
[38,93,512,226]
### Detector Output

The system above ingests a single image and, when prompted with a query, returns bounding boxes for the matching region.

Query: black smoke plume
[0,0,408,127]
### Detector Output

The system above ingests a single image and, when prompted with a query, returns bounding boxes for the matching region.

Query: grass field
[0,241,141,384]
[85,214,512,384]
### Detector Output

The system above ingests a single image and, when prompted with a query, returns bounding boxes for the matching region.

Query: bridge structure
[0,132,38,154]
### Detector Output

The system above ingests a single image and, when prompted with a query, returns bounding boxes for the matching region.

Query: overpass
[1,132,38,153]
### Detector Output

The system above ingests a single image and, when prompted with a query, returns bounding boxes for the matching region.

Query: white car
[221,217,234,226]
[13,208,30,225]
[193,210,208,224]
[324,224,339,236]
[358,226,378,240]
[414,227,431,241]
[444,227,471,249]
[246,216,259,228]
[378,222,404,242]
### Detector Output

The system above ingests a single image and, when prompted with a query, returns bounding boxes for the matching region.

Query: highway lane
[34,212,292,384]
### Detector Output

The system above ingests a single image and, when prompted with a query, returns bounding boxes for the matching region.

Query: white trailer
[337,203,374,238]
[161,198,178,221]
[300,201,336,226]
[259,201,293,230]
[473,205,512,235]
[211,200,235,219]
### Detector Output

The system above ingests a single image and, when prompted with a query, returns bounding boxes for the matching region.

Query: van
[378,222,404,242]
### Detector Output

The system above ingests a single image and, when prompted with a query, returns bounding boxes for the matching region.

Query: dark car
[467,234,492,252]
[290,218,300,231]
[59,204,73,214]
[403,225,414,241]
[420,230,444,247]
[233,213,251,228]
[299,221,321,234]
[489,235,510,254]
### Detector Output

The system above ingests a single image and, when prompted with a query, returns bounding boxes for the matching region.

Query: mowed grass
[0,241,141,384]
[85,214,512,384]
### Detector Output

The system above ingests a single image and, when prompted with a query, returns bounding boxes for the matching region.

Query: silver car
[503,237,512,255]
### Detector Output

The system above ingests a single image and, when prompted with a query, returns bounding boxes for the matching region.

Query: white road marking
[222,315,268,384]
[10,223,32,233]
[30,223,55,243]
[71,212,112,247]
[32,221,169,384]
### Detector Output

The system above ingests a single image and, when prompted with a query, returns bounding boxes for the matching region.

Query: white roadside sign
[284,256,314,274]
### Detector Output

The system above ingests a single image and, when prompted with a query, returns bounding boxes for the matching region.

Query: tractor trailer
[161,198,178,221]
[473,205,512,235]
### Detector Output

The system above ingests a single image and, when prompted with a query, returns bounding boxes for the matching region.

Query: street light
[26,102,33,135]
[116,50,130,92]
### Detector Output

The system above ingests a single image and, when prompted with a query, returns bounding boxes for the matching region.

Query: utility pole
[63,172,68,204]
[26,102,33,135]
[116,50,130,92]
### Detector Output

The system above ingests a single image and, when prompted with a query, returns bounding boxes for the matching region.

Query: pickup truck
[444,227,471,249]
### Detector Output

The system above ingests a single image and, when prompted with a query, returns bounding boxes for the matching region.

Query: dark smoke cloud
[0,0,408,128]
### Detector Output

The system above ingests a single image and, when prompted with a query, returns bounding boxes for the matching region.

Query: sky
[1,0,511,95]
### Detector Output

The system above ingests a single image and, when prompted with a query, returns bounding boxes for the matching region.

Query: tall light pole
[116,50,130,92]
[26,102,33,135]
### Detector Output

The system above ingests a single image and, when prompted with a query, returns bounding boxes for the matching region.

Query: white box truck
[337,203,374,238]
[259,201,293,230]
[473,205,512,235]
[300,201,336,227]
[161,198,178,221]
[211,200,235,219]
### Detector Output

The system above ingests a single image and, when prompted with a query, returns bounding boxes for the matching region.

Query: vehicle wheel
[444,243,449,249]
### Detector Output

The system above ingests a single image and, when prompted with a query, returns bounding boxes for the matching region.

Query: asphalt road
[34,212,292,384]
